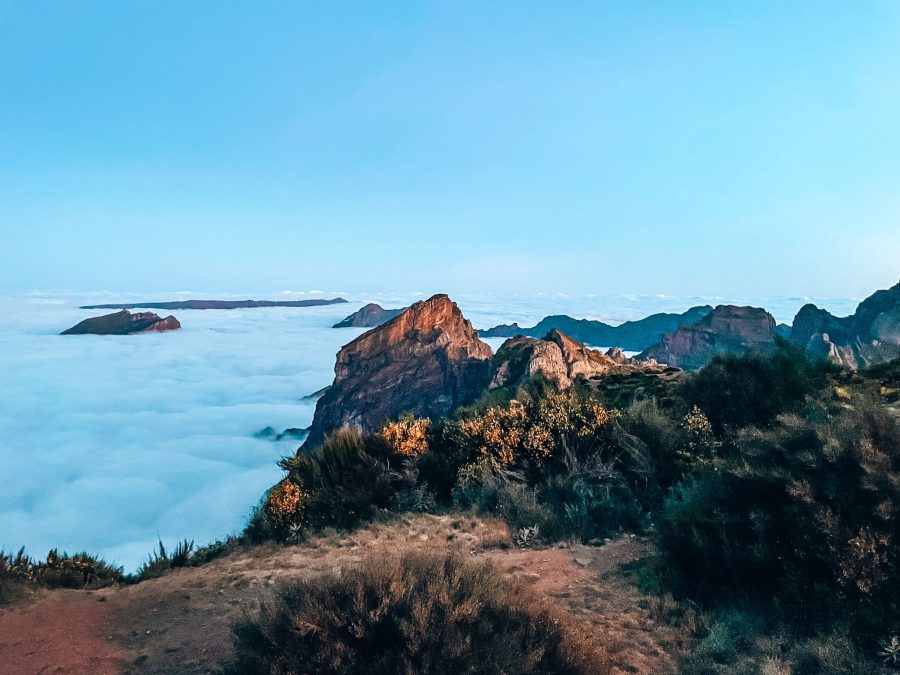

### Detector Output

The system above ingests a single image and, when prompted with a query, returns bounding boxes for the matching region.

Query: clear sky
[1,1,898,298]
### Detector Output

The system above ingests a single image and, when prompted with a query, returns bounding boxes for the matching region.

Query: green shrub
[681,340,824,433]
[603,398,681,503]
[453,467,554,537]
[247,428,421,541]
[657,401,900,636]
[224,552,606,674]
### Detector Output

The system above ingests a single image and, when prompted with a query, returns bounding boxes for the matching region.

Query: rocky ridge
[61,310,181,335]
[489,329,660,390]
[638,305,777,370]
[789,281,900,369]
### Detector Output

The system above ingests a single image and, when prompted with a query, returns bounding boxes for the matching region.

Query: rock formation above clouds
[302,294,493,450]
[61,309,181,335]
[332,303,406,328]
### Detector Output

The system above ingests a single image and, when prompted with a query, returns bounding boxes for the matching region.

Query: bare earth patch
[0,515,687,674]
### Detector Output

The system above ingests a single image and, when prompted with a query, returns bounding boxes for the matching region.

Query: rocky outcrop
[489,329,660,390]
[638,305,776,370]
[302,295,493,450]
[478,306,712,352]
[333,303,406,328]
[79,298,347,310]
[61,310,181,335]
[790,281,900,369]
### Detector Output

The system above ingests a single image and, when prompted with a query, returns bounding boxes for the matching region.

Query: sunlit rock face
[489,329,659,390]
[790,281,900,369]
[303,294,493,450]
[638,305,777,370]
[61,309,181,335]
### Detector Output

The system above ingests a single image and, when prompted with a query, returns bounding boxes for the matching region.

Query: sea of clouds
[0,289,861,571]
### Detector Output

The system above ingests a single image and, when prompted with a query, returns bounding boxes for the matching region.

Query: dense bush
[444,389,610,481]
[225,552,606,675]
[657,400,900,637]
[681,340,825,432]
[246,428,426,541]
[440,389,660,541]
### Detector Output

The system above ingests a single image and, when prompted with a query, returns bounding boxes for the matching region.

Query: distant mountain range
[80,298,347,310]
[478,306,714,351]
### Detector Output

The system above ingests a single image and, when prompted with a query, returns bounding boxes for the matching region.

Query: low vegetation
[1,547,123,602]
[224,551,608,675]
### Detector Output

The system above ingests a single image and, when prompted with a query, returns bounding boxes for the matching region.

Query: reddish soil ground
[0,515,687,674]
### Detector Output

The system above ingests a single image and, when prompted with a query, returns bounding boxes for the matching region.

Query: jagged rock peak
[489,329,657,390]
[790,280,900,369]
[302,294,493,450]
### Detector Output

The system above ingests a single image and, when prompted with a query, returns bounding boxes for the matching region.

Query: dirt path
[0,515,685,674]
[0,591,127,674]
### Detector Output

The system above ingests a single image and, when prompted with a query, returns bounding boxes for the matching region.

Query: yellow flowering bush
[449,391,610,478]
[382,416,431,457]
[266,479,306,523]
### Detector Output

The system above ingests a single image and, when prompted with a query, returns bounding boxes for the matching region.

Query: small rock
[574,558,592,568]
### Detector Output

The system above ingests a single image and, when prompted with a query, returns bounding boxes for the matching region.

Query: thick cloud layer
[0,290,858,571]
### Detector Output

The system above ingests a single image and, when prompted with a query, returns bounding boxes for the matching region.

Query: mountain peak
[303,295,492,449]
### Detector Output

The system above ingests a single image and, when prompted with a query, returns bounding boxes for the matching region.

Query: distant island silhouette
[79,298,348,310]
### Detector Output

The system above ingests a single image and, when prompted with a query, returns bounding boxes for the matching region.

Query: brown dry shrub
[225,551,610,675]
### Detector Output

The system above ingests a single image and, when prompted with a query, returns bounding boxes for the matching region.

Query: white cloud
[0,293,370,571]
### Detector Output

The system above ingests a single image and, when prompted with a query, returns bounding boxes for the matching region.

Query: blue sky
[1,1,898,297]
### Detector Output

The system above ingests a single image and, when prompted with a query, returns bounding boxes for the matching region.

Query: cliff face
[790,281,900,369]
[478,306,712,352]
[332,303,406,328]
[61,310,181,335]
[638,305,776,370]
[489,329,660,390]
[303,295,493,450]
